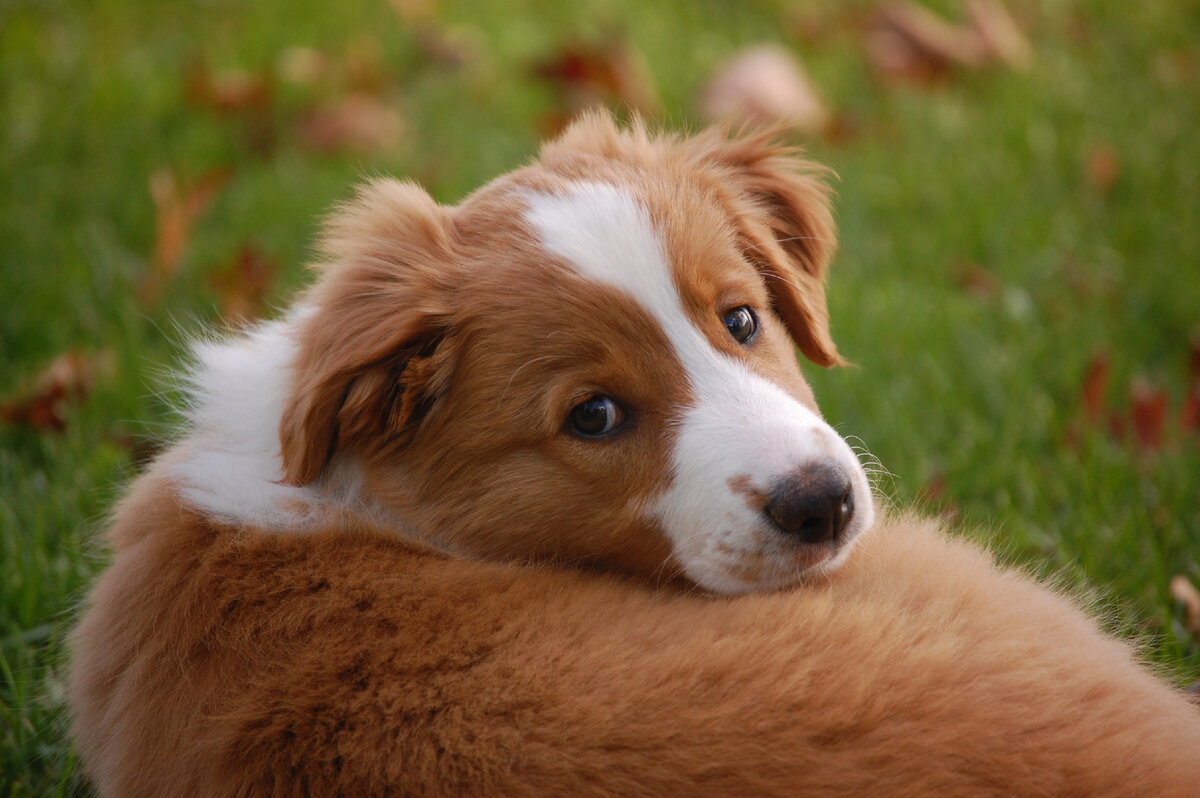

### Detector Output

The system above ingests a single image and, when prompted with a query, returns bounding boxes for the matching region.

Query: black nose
[764,462,853,544]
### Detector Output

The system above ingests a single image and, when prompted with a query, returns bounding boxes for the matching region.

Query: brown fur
[72,481,1200,796]
[69,113,1200,795]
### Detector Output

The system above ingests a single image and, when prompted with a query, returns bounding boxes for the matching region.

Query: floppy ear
[279,179,457,486]
[691,128,844,367]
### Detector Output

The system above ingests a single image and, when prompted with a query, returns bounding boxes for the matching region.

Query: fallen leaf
[298,93,404,154]
[865,1,985,84]
[965,0,1032,70]
[143,166,231,306]
[1170,575,1200,635]
[1085,143,1120,194]
[533,35,660,132]
[1181,384,1200,434]
[1182,336,1200,434]
[700,45,831,136]
[208,244,280,324]
[1081,350,1110,423]
[864,0,1031,84]
[344,36,389,95]
[1129,378,1168,452]
[954,261,1001,299]
[389,0,438,26]
[785,4,868,47]
[277,47,328,87]
[186,61,272,114]
[1189,334,1200,384]
[0,350,113,431]
[922,471,947,503]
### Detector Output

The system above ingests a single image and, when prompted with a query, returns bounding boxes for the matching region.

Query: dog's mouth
[675,478,875,595]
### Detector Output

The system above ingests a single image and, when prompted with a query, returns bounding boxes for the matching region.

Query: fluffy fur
[69,113,1200,796]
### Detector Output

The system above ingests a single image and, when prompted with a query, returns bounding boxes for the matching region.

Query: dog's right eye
[568,395,626,438]
[723,305,759,344]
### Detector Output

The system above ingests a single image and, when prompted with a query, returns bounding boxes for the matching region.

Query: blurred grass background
[2,0,1198,793]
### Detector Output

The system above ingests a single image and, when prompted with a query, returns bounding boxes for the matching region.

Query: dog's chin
[679,519,873,596]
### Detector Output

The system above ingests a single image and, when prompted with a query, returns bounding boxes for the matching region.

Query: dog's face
[279,115,874,594]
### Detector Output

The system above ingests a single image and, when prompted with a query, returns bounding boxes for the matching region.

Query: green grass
[2,0,1198,792]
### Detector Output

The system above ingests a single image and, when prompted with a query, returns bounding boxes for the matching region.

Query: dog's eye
[723,306,759,344]
[568,395,626,438]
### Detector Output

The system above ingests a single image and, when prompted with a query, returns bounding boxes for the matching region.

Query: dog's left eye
[723,306,759,344]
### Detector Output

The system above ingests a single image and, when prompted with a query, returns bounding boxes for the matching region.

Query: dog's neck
[168,310,330,531]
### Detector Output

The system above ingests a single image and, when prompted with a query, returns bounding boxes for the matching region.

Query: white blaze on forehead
[524,181,873,594]
[524,182,691,343]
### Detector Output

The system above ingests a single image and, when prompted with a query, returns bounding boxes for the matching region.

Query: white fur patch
[169,310,322,530]
[525,182,874,593]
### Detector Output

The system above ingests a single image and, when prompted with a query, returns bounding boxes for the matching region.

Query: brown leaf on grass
[865,1,983,83]
[965,0,1032,70]
[954,261,1001,299]
[298,93,404,155]
[388,0,437,26]
[1182,336,1200,434]
[864,0,1030,84]
[1181,384,1200,434]
[208,244,280,324]
[0,350,113,431]
[1085,144,1120,194]
[1170,575,1200,635]
[1189,334,1200,384]
[1081,350,1111,423]
[143,166,231,306]
[185,59,279,154]
[1129,378,1169,452]
[533,36,660,134]
[700,46,831,136]
[277,47,328,87]
[186,61,272,114]
[344,36,390,95]
[413,24,488,70]
[785,4,870,48]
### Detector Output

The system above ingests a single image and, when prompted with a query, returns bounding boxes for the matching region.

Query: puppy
[69,113,1200,796]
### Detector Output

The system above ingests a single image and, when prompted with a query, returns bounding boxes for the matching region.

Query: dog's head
[278,113,874,594]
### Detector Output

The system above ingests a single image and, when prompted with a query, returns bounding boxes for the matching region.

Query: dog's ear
[279,180,457,486]
[690,128,845,367]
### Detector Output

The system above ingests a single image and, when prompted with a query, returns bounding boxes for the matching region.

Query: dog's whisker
[739,234,835,260]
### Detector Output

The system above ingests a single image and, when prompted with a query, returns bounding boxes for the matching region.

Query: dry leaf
[965,0,1032,70]
[865,0,1030,84]
[298,93,404,154]
[143,166,231,305]
[0,350,113,431]
[1181,384,1200,434]
[1081,351,1110,423]
[344,36,389,95]
[954,261,1001,299]
[389,0,438,26]
[534,36,660,132]
[866,1,985,84]
[700,46,831,136]
[1086,144,1120,194]
[278,47,328,87]
[208,244,279,324]
[187,61,272,114]
[1170,575,1200,635]
[1189,334,1200,384]
[1129,378,1168,452]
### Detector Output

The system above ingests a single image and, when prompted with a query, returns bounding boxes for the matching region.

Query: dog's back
[71,482,1200,796]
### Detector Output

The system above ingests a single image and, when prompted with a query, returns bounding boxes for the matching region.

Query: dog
[69,113,1200,796]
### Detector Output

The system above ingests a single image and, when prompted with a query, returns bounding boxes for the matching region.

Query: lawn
[2,0,1198,793]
